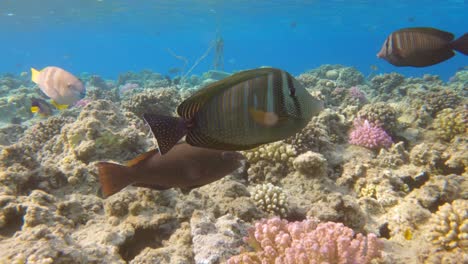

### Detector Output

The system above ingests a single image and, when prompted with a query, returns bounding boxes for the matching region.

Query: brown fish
[97,143,244,197]
[377,27,468,67]
[144,67,323,154]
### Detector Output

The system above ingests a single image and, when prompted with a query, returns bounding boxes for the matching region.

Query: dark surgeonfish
[377,27,468,67]
[97,143,244,197]
[30,98,54,117]
[144,67,323,154]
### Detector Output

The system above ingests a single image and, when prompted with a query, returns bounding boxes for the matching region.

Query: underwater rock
[191,212,249,264]
[60,100,151,163]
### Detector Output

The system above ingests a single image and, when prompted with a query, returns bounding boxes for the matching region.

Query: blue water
[0,0,467,80]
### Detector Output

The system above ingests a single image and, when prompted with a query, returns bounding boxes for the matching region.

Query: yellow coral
[433,108,467,141]
[243,142,296,166]
[428,199,468,251]
[251,183,288,217]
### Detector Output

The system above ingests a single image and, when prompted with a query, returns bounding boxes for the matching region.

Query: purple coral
[349,118,392,149]
[227,217,383,264]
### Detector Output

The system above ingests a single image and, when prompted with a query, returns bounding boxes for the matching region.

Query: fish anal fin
[97,162,134,198]
[143,113,187,155]
[126,149,159,167]
[132,183,170,191]
[51,100,69,110]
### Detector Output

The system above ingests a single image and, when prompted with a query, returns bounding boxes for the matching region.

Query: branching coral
[349,118,393,150]
[227,217,383,264]
[427,199,468,251]
[250,183,288,217]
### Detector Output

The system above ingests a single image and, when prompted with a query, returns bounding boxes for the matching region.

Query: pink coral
[227,217,383,264]
[349,118,392,149]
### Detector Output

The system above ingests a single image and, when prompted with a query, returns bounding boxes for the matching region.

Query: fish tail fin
[451,33,468,55]
[143,113,187,155]
[97,162,134,197]
[31,68,40,84]
[30,106,39,113]
[51,100,69,110]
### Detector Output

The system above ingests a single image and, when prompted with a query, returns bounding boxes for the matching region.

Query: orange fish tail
[97,162,134,197]
[451,33,468,55]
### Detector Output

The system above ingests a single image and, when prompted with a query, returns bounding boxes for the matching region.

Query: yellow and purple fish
[97,143,244,197]
[144,67,323,154]
[30,98,54,117]
[31,66,86,109]
[377,27,468,67]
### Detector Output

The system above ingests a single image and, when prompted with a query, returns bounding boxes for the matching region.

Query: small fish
[31,66,86,109]
[97,143,244,197]
[30,98,54,117]
[168,67,182,75]
[370,65,378,71]
[377,27,468,67]
[143,67,323,154]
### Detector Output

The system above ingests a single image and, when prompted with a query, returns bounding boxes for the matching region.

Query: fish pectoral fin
[31,67,40,84]
[143,113,187,155]
[132,183,170,191]
[248,108,280,127]
[51,100,69,110]
[31,106,39,113]
[126,149,160,167]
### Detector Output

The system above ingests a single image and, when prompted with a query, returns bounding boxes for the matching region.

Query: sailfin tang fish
[144,67,323,154]
[377,27,468,67]
[31,66,86,109]
[97,143,244,197]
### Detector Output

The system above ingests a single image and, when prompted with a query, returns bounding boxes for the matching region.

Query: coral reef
[0,66,466,264]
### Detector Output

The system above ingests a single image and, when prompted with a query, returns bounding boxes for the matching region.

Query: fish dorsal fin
[397,27,454,41]
[143,113,187,155]
[126,149,159,167]
[177,68,278,119]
